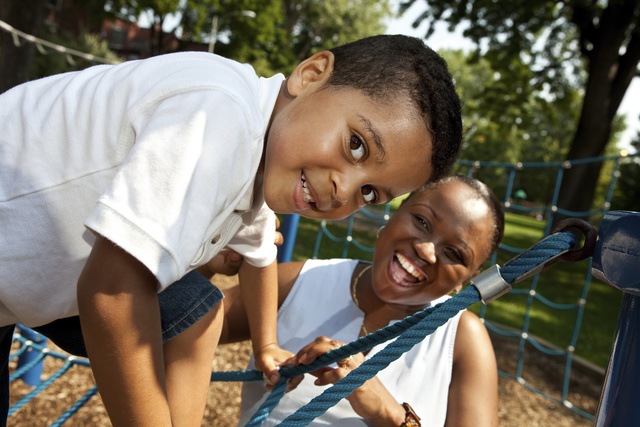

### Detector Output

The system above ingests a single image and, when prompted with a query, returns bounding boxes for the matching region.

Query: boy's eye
[349,134,366,161]
[361,185,377,204]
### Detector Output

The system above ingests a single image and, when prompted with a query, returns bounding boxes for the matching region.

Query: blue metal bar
[15,326,47,386]
[277,214,300,263]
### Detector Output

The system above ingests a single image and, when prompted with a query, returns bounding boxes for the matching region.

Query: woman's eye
[349,135,366,161]
[415,216,430,231]
[446,247,465,264]
[361,185,377,204]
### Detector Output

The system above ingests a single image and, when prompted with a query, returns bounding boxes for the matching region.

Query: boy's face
[262,86,433,220]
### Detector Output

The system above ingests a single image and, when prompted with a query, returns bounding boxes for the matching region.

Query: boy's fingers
[274,232,284,246]
[227,251,242,263]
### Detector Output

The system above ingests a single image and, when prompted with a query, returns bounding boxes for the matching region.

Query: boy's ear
[287,51,335,97]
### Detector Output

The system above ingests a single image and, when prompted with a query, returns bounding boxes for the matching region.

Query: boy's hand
[274,215,284,246]
[254,343,294,385]
[198,216,284,279]
[197,248,244,278]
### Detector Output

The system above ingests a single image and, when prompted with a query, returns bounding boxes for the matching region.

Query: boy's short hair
[326,34,462,182]
[327,35,462,181]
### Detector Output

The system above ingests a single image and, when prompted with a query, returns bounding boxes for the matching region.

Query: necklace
[351,263,372,336]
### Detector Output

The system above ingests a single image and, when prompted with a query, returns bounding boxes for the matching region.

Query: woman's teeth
[301,173,315,203]
[395,253,425,281]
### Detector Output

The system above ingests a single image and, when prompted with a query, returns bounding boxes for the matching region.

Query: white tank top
[238,258,462,426]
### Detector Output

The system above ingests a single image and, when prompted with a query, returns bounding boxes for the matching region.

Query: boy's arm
[77,235,172,427]
[221,260,304,344]
[238,260,291,384]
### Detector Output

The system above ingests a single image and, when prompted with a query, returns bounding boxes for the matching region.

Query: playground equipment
[592,211,640,426]
[7,153,639,424]
[7,215,611,425]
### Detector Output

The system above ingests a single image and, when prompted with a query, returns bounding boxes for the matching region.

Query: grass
[283,210,623,368]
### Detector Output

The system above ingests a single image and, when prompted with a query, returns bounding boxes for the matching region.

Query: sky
[384,3,639,153]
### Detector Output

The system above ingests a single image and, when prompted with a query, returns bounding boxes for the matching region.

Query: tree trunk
[555,0,640,224]
[0,0,46,93]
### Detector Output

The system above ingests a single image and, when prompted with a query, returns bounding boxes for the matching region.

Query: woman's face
[371,181,494,307]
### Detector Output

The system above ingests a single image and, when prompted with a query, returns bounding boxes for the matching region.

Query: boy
[0,34,461,425]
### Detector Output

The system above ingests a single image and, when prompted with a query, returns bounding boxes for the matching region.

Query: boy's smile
[262,85,433,220]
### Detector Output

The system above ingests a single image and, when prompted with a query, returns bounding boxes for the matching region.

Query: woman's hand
[293,336,407,426]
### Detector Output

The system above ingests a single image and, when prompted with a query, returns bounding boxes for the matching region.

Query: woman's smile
[388,252,427,288]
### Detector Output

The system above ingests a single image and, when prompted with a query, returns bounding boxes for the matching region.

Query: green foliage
[441,49,583,203]
[610,133,640,212]
[77,0,393,75]
[403,0,640,218]
[30,29,120,79]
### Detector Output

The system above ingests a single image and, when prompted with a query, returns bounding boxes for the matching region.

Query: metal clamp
[470,264,511,304]
[550,218,597,262]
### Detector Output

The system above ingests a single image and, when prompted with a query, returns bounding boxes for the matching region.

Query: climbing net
[7,152,637,425]
[7,225,584,425]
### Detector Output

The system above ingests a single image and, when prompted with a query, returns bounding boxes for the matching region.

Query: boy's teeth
[301,173,315,203]
[395,253,425,280]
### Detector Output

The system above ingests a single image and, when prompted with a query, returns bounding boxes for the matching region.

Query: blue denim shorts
[31,270,224,358]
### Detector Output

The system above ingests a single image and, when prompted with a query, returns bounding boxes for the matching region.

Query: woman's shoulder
[454,311,495,362]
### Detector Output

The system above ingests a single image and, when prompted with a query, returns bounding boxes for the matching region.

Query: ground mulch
[7,274,604,426]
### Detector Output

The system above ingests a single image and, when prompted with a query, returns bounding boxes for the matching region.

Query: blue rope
[6,231,577,426]
[50,385,99,427]
[241,230,578,426]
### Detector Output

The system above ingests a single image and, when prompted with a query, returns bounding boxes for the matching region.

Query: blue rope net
[7,153,638,424]
[298,152,638,421]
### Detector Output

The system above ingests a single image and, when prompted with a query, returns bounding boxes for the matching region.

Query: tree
[77,0,392,75]
[402,0,640,220]
[441,49,585,203]
[610,125,640,211]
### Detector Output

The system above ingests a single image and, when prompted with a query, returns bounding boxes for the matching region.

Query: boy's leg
[0,325,16,427]
[164,301,223,427]
[33,270,224,426]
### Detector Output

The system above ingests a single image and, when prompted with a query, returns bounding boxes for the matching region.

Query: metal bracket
[470,264,511,304]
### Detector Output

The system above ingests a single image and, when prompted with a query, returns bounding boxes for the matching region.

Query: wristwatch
[400,402,421,426]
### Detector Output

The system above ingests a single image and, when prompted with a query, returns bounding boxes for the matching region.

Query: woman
[221,175,503,426]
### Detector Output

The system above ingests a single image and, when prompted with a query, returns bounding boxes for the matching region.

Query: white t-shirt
[0,52,284,327]
[238,259,462,427]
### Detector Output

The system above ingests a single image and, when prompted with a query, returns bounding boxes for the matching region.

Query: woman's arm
[294,337,407,427]
[446,311,499,426]
[219,261,304,344]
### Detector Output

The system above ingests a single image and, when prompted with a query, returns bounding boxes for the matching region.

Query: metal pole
[208,15,218,53]
[592,210,640,426]
[16,326,47,386]
[277,214,300,263]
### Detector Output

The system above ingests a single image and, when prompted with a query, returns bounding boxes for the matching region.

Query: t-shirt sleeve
[85,89,263,289]
[226,201,278,268]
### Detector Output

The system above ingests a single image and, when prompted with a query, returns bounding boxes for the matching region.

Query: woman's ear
[286,51,335,97]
